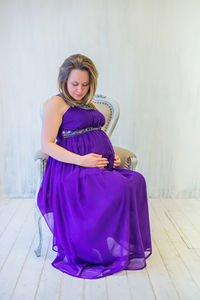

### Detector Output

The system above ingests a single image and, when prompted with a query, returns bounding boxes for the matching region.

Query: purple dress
[37,95,152,279]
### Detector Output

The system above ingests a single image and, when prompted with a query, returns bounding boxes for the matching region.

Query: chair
[34,94,138,257]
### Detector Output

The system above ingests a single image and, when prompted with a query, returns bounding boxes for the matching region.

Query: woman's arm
[41,96,109,168]
[41,96,82,165]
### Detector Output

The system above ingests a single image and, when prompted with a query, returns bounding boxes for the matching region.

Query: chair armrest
[113,146,138,171]
[34,149,49,161]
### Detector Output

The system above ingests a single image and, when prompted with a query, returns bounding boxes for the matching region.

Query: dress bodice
[56,98,106,140]
[54,93,114,170]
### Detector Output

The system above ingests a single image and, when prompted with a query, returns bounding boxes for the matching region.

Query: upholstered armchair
[34,94,138,257]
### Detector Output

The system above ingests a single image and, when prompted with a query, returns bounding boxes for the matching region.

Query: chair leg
[34,213,43,257]
[34,158,44,257]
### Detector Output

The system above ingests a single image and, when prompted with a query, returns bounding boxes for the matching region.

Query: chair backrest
[93,94,120,138]
[40,94,120,139]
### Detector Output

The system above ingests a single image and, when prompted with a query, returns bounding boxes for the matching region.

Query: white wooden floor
[0,198,200,300]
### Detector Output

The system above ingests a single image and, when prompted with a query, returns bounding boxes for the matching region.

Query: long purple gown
[37,94,152,279]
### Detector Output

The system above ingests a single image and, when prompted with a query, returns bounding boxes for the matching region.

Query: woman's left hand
[113,154,121,168]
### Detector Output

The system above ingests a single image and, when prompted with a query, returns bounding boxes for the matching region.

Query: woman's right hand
[80,153,109,169]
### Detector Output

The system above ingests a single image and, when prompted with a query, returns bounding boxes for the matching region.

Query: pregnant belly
[58,129,115,170]
[91,132,115,170]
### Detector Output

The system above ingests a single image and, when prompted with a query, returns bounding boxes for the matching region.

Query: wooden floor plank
[156,199,200,289]
[1,198,200,300]
[106,270,132,300]
[60,274,84,300]
[0,198,14,209]
[145,211,179,300]
[0,198,23,237]
[164,211,200,248]
[126,268,156,300]
[0,200,35,299]
[161,198,200,248]
[35,236,63,300]
[0,199,34,271]
[11,219,52,300]
[150,199,200,299]
[0,198,14,211]
[84,276,107,300]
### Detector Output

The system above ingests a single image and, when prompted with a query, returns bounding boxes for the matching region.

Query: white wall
[1,0,200,198]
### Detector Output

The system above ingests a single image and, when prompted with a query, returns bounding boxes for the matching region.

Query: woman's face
[67,69,90,101]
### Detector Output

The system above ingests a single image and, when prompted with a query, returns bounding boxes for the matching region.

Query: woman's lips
[75,93,82,97]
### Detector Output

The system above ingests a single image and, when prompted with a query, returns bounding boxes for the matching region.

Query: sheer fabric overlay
[37,95,152,279]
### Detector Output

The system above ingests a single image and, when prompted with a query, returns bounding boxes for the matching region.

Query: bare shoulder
[44,95,70,116]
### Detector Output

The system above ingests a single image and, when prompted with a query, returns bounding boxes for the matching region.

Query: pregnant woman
[37,53,152,279]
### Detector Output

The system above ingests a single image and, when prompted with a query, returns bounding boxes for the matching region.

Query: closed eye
[72,83,89,86]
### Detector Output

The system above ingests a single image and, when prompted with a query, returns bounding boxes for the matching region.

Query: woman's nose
[77,85,83,92]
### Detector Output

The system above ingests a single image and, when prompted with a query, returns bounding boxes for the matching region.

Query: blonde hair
[57,54,98,109]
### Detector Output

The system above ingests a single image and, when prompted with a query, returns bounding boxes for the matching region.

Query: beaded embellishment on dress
[75,103,94,110]
[62,126,102,138]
